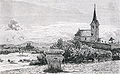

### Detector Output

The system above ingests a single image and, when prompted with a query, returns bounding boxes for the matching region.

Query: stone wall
[81,41,111,50]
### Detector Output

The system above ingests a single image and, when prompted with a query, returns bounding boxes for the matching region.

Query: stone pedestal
[44,49,64,73]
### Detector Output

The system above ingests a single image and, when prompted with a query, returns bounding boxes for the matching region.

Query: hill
[0,22,120,45]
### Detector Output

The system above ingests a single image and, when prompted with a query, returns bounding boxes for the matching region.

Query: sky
[0,0,120,44]
[0,0,120,26]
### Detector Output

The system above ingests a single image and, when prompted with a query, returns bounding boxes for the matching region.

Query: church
[75,4,100,42]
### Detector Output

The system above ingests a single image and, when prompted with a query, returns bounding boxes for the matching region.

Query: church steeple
[90,4,100,42]
[93,4,97,21]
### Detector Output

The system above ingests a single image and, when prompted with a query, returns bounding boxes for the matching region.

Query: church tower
[90,4,100,42]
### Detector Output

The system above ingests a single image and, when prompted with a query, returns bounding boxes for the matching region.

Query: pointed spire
[93,4,97,21]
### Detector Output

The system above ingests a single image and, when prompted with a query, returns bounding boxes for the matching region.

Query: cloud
[6,20,22,31]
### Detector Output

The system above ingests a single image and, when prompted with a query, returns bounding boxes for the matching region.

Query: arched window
[96,26,98,28]
[85,37,86,40]
[92,26,94,29]
[91,33,93,36]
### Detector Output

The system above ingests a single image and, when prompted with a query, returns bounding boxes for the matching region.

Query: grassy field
[0,52,39,72]
[0,60,120,74]
[0,52,120,74]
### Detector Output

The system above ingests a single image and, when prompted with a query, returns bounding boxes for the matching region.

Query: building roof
[93,4,97,21]
[75,29,91,37]
[109,37,115,41]
[90,4,100,25]
[80,30,91,36]
[79,29,91,31]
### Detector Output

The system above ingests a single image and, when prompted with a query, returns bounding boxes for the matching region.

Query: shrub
[0,50,10,54]
[29,53,47,65]
[51,38,113,64]
[44,67,63,73]
[111,48,120,60]
[29,60,42,65]
[0,59,4,62]
[37,54,47,65]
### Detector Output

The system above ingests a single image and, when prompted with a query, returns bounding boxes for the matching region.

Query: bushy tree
[51,38,112,64]
[50,38,63,49]
[56,38,63,49]
[25,43,34,51]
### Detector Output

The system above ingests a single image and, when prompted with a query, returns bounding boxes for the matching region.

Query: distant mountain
[16,41,52,48]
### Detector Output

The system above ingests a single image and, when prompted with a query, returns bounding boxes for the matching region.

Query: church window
[85,37,86,40]
[92,26,94,29]
[91,33,93,36]
[96,26,98,28]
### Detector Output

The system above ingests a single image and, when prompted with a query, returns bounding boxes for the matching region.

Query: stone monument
[44,49,64,73]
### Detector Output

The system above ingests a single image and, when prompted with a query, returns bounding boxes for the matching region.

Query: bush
[0,48,19,54]
[62,45,112,64]
[51,38,113,64]
[29,60,43,65]
[29,53,47,65]
[0,59,4,62]
[37,54,47,65]
[96,50,112,62]
[111,48,120,60]
[0,50,11,54]
[44,67,63,73]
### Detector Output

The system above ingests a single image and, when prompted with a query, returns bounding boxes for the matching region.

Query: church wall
[110,44,120,49]
[80,36,91,42]
[92,43,111,50]
[91,22,99,42]
[80,30,91,36]
[82,41,111,50]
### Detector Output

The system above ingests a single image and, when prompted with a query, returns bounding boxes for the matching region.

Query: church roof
[93,4,97,21]
[75,29,91,37]
[91,4,100,25]
[80,30,91,37]
[109,37,115,41]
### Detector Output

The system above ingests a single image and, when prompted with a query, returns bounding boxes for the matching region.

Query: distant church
[75,4,100,42]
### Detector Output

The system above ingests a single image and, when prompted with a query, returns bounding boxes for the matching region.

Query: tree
[56,38,63,49]
[25,43,34,51]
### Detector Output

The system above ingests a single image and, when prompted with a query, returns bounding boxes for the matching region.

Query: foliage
[0,49,19,54]
[56,38,63,49]
[29,60,44,65]
[111,48,120,60]
[50,38,63,49]
[44,68,63,73]
[51,38,113,64]
[25,43,34,51]
[29,52,47,65]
